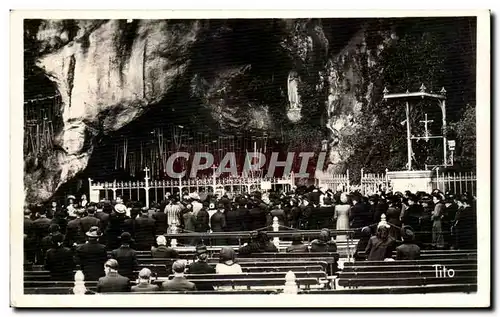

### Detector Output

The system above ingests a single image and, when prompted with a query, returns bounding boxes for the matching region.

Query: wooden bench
[24,287,97,295]
[300,284,477,294]
[24,281,99,288]
[338,276,477,288]
[356,250,477,261]
[343,263,477,273]
[339,269,477,279]
[345,258,477,266]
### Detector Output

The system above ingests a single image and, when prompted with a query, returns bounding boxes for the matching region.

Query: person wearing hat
[133,207,157,251]
[131,268,160,293]
[96,259,131,293]
[396,226,421,260]
[64,207,86,248]
[386,197,402,241]
[402,194,424,234]
[354,226,373,261]
[431,194,446,249]
[32,208,52,264]
[40,224,61,261]
[162,260,197,291]
[105,203,132,250]
[152,204,168,236]
[23,208,36,264]
[110,232,139,280]
[334,193,351,241]
[44,232,75,281]
[151,235,179,259]
[187,245,216,290]
[75,226,108,281]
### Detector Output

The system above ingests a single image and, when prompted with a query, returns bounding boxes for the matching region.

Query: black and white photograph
[10,10,490,307]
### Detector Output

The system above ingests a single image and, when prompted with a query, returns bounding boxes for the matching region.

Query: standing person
[32,209,52,264]
[80,205,101,235]
[210,203,227,245]
[453,195,477,250]
[44,232,75,281]
[443,197,458,248]
[334,193,351,241]
[51,210,68,236]
[165,198,182,234]
[289,198,301,229]
[386,198,402,241]
[365,225,396,261]
[431,194,445,249]
[402,194,424,231]
[106,203,131,250]
[224,200,245,245]
[75,226,108,281]
[162,261,197,291]
[354,227,372,261]
[65,209,86,248]
[134,208,156,251]
[40,224,61,260]
[96,259,131,293]
[24,208,35,264]
[152,205,168,236]
[131,268,160,292]
[110,232,139,281]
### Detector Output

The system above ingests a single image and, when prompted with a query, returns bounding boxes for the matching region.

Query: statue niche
[287,70,302,122]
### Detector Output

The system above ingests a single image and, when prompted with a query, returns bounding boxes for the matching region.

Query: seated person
[365,225,396,261]
[286,233,309,252]
[216,247,242,274]
[188,245,216,291]
[396,226,421,260]
[131,268,160,292]
[353,226,372,261]
[310,228,337,252]
[238,231,278,255]
[162,260,197,292]
[151,235,179,259]
[97,259,131,293]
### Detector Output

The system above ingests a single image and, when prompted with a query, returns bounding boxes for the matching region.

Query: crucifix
[419,113,434,142]
[383,85,447,170]
[143,167,150,207]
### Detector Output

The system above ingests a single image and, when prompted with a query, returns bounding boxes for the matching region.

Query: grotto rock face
[24,19,395,204]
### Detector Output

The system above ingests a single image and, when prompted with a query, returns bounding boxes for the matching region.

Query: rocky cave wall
[24,18,397,204]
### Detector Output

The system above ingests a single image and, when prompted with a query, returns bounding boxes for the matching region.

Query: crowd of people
[23,185,477,293]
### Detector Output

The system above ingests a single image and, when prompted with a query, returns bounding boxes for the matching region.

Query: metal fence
[432,170,477,196]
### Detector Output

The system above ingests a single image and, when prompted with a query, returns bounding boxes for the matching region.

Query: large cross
[143,167,150,180]
[419,113,434,142]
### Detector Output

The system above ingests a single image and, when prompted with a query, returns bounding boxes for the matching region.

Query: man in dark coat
[187,245,216,290]
[238,231,278,255]
[162,261,196,291]
[133,208,156,251]
[152,206,168,236]
[97,259,131,293]
[64,209,86,248]
[24,208,36,264]
[95,201,111,231]
[350,195,372,238]
[32,209,52,264]
[74,226,108,281]
[247,202,267,232]
[105,204,131,250]
[286,233,309,253]
[210,203,227,245]
[131,268,160,292]
[44,233,75,281]
[310,229,338,253]
[396,226,420,260]
[151,235,179,259]
[402,195,424,231]
[110,232,139,281]
[80,206,101,235]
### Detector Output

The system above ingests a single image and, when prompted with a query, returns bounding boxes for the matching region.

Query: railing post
[346,169,350,192]
[378,214,387,228]
[385,168,389,193]
[283,271,298,294]
[171,222,178,248]
[73,270,87,295]
[144,167,150,208]
[272,216,280,249]
[360,168,364,195]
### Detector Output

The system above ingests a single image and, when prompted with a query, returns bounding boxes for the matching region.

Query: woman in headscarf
[365,225,396,261]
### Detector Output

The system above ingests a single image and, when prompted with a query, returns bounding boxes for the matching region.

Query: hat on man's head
[196,244,208,255]
[67,195,76,200]
[86,206,96,214]
[401,225,415,241]
[120,232,132,243]
[86,226,102,238]
[51,232,65,245]
[114,203,127,214]
[141,207,149,214]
